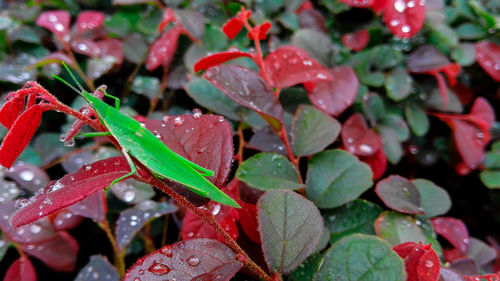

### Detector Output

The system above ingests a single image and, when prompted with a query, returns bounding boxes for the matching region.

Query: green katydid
[54,63,240,208]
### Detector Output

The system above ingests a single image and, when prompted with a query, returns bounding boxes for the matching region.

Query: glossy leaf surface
[375,175,424,214]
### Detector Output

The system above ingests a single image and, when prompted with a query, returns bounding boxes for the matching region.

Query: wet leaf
[313,234,406,281]
[306,149,373,208]
[236,153,304,191]
[76,11,105,32]
[379,126,404,164]
[194,50,254,72]
[431,217,470,254]
[292,29,335,66]
[467,238,497,267]
[358,148,388,181]
[111,178,155,204]
[0,179,20,204]
[380,114,409,142]
[413,179,451,218]
[375,211,427,246]
[6,163,49,193]
[475,41,500,82]
[3,257,36,281]
[263,46,332,89]
[204,64,284,131]
[258,190,323,274]
[439,268,465,281]
[342,29,370,52]
[174,9,206,40]
[375,175,423,214]
[146,26,182,71]
[306,66,359,117]
[75,255,119,281]
[407,45,450,73]
[123,238,242,281]
[362,93,386,123]
[132,76,160,100]
[116,201,177,250]
[405,105,430,136]
[247,126,287,155]
[341,113,383,157]
[67,191,106,223]
[385,68,412,101]
[382,0,426,38]
[36,10,70,37]
[292,105,341,156]
[393,242,440,281]
[51,210,83,231]
[122,33,148,64]
[452,43,476,66]
[323,199,383,244]
[337,0,373,7]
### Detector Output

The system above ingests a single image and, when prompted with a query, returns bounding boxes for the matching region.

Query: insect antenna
[53,75,81,94]
[52,61,86,94]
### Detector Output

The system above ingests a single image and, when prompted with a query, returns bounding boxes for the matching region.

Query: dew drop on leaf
[147,261,170,275]
[187,256,201,266]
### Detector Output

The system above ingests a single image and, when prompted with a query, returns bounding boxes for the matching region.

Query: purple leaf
[375,175,424,215]
[247,126,287,155]
[5,163,49,193]
[407,45,450,73]
[51,210,83,231]
[123,238,242,281]
[67,190,106,223]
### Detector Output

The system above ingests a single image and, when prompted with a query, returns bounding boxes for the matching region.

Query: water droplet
[85,165,92,171]
[148,261,170,275]
[302,60,313,66]
[390,19,400,26]
[123,190,136,202]
[19,170,35,182]
[425,260,433,267]
[174,117,184,127]
[160,245,173,257]
[358,144,374,154]
[316,73,328,79]
[48,180,64,192]
[211,204,221,216]
[394,0,406,12]
[401,25,411,33]
[187,256,200,266]
[192,108,202,119]
[139,270,144,275]
[407,0,415,7]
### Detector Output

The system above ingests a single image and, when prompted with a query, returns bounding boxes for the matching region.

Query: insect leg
[103,92,120,110]
[107,147,137,188]
[173,154,215,177]
[76,131,112,139]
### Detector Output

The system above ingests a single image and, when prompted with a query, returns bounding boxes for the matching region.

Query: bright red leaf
[342,29,370,52]
[237,200,260,244]
[382,0,426,38]
[373,0,390,13]
[358,148,387,180]
[146,26,182,71]
[306,66,359,116]
[248,22,271,40]
[3,257,37,281]
[36,10,70,37]
[0,105,45,169]
[158,8,177,33]
[262,46,332,89]
[431,217,470,254]
[0,95,25,129]
[76,11,105,32]
[393,242,440,281]
[475,41,500,82]
[341,113,383,157]
[123,238,242,281]
[338,0,374,8]
[222,18,244,40]
[194,49,255,72]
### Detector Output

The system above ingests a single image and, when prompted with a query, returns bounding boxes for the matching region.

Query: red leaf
[468,97,495,129]
[146,26,182,71]
[382,0,426,38]
[248,22,271,40]
[11,156,131,227]
[342,29,370,52]
[338,0,374,8]
[76,11,105,32]
[123,238,242,281]
[98,38,124,65]
[358,148,387,181]
[21,231,79,272]
[306,66,359,116]
[452,83,474,105]
[0,95,25,129]
[443,247,465,263]
[0,105,44,169]
[341,113,383,157]
[237,201,260,244]
[222,18,243,40]
[71,38,101,57]
[158,8,177,33]
[36,10,70,37]
[297,1,314,12]
[431,217,470,254]
[262,46,332,89]
[449,119,487,170]
[3,257,37,281]
[203,64,284,131]
[393,242,440,281]
[50,210,83,231]
[373,0,390,13]
[194,49,254,72]
[475,41,500,82]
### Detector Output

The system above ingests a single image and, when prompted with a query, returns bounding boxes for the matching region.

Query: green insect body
[55,65,240,208]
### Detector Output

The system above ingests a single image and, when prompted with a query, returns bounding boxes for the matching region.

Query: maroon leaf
[203,64,284,131]
[475,41,500,82]
[194,49,254,72]
[6,162,50,193]
[382,0,426,38]
[0,105,45,169]
[247,126,287,155]
[36,10,70,37]
[71,38,101,57]
[306,66,359,116]
[51,210,83,231]
[431,217,470,254]
[11,156,131,227]
[338,0,374,8]
[468,97,495,129]
[3,257,37,281]
[0,95,25,129]
[21,231,79,272]
[146,26,182,71]
[358,148,387,181]
[342,29,370,52]
[67,190,107,223]
[393,242,440,281]
[262,46,332,89]
[407,45,451,73]
[97,38,124,65]
[222,18,243,40]
[439,268,465,281]
[237,200,260,244]
[158,8,177,33]
[341,113,383,157]
[375,175,424,214]
[123,238,242,281]
[76,11,105,32]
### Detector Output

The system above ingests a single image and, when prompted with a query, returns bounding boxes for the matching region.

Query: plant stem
[236,123,246,165]
[279,127,303,184]
[148,65,169,115]
[242,21,273,88]
[99,220,125,277]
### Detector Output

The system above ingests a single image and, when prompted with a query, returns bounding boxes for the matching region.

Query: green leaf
[313,234,406,281]
[456,23,487,39]
[370,46,403,69]
[278,13,300,31]
[362,93,386,123]
[428,24,459,53]
[122,33,148,64]
[378,126,403,164]
[376,175,423,214]
[292,29,335,66]
[0,238,8,262]
[451,43,476,66]
[375,212,427,246]
[288,253,323,281]
[484,152,500,169]
[131,76,160,100]
[314,227,331,253]
[418,218,443,258]
[385,68,412,101]
[480,170,500,189]
[413,179,451,218]
[184,77,241,120]
[236,153,304,191]
[203,25,227,51]
[381,114,409,142]
[306,149,373,208]
[258,190,323,274]
[405,105,430,137]
[7,25,40,44]
[104,12,132,37]
[137,9,162,36]
[354,61,385,87]
[323,199,383,244]
[292,105,341,157]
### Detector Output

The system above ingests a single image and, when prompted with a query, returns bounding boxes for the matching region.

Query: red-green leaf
[375,175,424,215]
[382,0,426,38]
[306,66,359,116]
[146,26,182,71]
[194,49,254,72]
[393,242,440,281]
[123,238,242,281]
[36,10,70,37]
[341,113,383,157]
[475,41,500,82]
[3,257,36,281]
[76,11,105,32]
[263,46,332,89]
[342,29,370,52]
[431,217,470,254]
[358,148,387,180]
[0,105,45,169]
[222,18,243,39]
